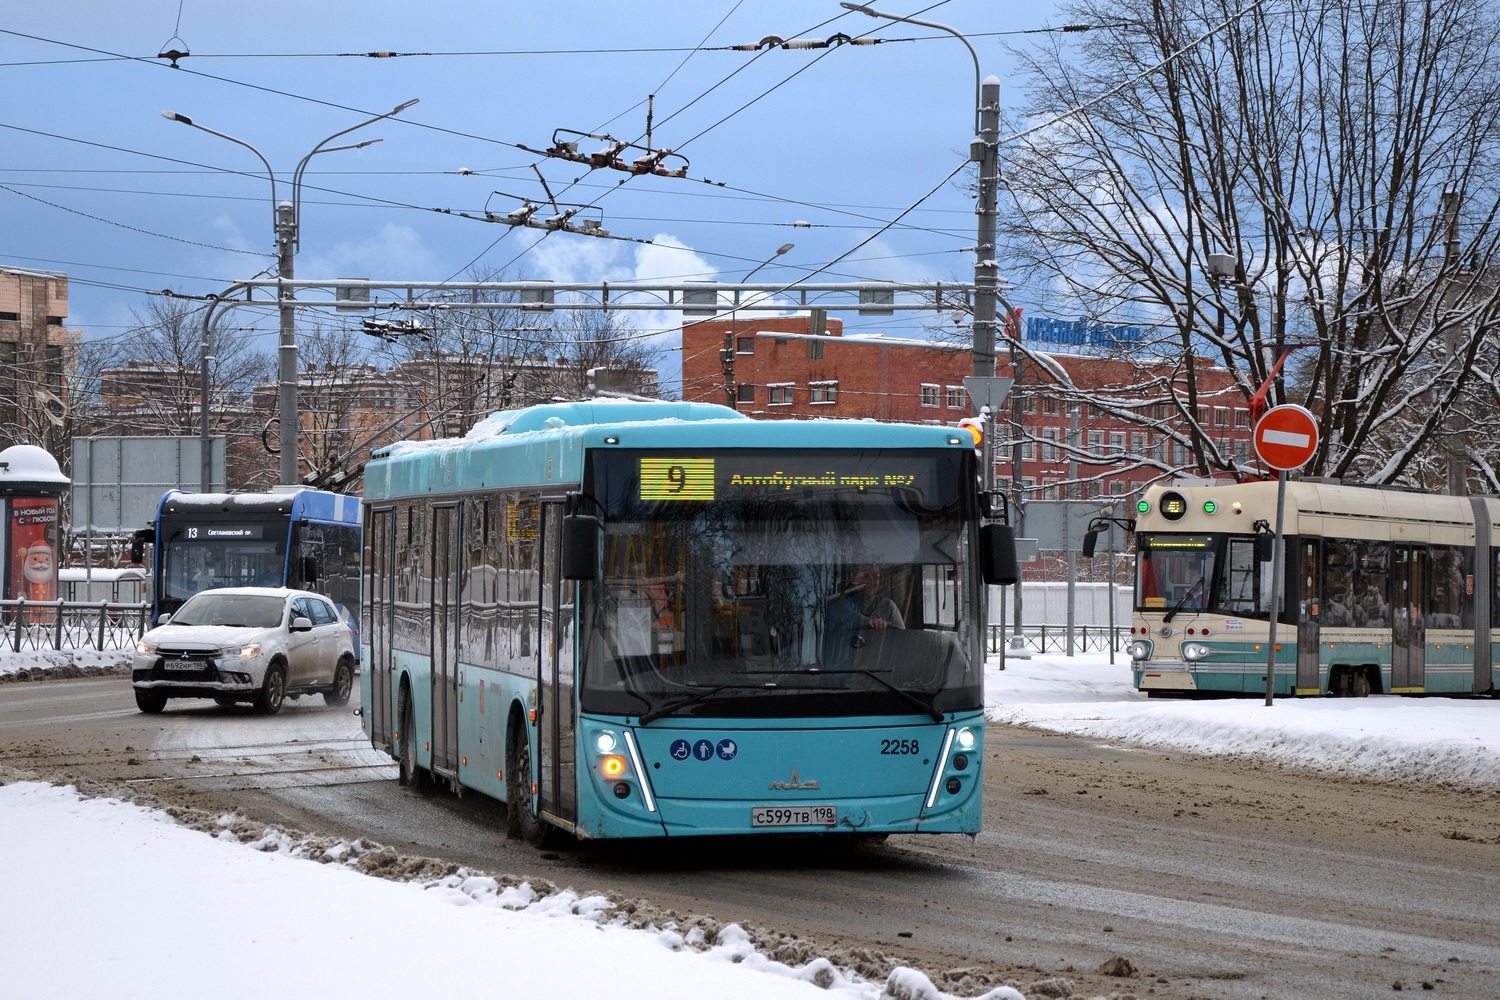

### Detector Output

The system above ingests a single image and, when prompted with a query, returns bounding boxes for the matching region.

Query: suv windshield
[580,449,983,720]
[171,593,285,629]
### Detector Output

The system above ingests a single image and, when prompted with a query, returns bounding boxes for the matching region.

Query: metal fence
[987,623,1129,654]
[2,599,151,653]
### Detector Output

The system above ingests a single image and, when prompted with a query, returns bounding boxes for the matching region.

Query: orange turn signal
[601,755,626,778]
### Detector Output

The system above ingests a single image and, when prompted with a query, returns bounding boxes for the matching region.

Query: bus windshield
[160,522,286,609]
[580,449,982,720]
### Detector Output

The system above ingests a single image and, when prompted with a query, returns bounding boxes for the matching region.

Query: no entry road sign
[1254,404,1319,471]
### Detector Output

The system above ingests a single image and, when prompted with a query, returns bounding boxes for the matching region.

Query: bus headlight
[955,727,976,750]
[595,731,618,753]
[1181,642,1211,662]
[1126,640,1151,661]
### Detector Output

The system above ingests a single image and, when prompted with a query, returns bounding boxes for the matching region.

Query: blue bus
[360,400,1016,844]
[134,488,363,647]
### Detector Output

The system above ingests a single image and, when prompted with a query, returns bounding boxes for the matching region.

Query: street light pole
[724,243,795,408]
[163,99,418,486]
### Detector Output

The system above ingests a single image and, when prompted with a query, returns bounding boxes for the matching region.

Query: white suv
[131,587,356,715]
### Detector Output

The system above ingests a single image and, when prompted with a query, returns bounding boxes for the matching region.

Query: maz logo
[768,767,820,791]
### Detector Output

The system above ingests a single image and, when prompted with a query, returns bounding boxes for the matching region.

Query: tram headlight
[1181,642,1211,662]
[1126,640,1151,661]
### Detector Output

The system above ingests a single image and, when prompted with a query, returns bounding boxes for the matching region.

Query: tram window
[1430,546,1472,628]
[1352,539,1391,628]
[1322,539,1358,627]
[1218,537,1267,618]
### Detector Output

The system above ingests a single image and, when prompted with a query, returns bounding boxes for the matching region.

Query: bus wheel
[397,687,429,791]
[255,662,287,715]
[324,656,354,707]
[508,730,549,847]
[134,689,167,714]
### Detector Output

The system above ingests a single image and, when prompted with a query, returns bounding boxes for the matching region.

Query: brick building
[0,267,74,453]
[681,314,1256,501]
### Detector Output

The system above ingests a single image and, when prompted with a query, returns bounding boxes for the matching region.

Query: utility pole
[276,200,297,485]
[1441,188,1466,496]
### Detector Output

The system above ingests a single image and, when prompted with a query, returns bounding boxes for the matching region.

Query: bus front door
[536,502,577,833]
[1392,544,1427,692]
[431,504,461,779]
[367,508,395,750]
[1297,539,1322,695]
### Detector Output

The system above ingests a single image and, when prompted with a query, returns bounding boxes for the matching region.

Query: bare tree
[995,0,1500,485]
[86,296,274,487]
[289,321,377,487]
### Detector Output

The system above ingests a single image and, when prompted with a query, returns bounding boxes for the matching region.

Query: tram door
[1296,539,1322,694]
[1392,544,1427,691]
[536,502,576,830]
[430,504,461,778]
[367,507,395,750]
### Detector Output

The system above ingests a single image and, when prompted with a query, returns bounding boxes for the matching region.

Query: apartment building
[0,267,74,452]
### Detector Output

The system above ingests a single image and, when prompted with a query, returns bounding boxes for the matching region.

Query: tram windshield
[580,449,983,720]
[1137,532,1273,619]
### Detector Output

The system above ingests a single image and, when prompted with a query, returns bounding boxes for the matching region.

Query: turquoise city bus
[358,400,1016,844]
[1112,479,1500,698]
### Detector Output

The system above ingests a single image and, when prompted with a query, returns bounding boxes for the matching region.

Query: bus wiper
[846,668,936,722]
[1163,576,1206,624]
[637,683,773,725]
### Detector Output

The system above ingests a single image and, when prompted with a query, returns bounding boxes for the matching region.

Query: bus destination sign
[638,456,929,502]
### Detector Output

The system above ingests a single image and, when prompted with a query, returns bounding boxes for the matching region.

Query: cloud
[302,224,435,279]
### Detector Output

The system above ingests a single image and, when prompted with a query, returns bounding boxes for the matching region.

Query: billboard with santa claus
[8,497,59,604]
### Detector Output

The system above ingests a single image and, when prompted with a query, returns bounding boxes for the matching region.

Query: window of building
[1197,406,1210,423]
[737,383,755,403]
[1022,396,1036,415]
[920,383,941,408]
[1130,432,1147,455]
[768,384,793,406]
[1109,431,1125,454]
[810,381,838,404]
[946,385,966,409]
[1022,438,1036,461]
[736,337,754,354]
[1088,430,1104,454]
[1041,427,1060,462]
[1214,406,1229,426]
[1235,409,1251,429]
[1042,396,1059,416]
[1041,477,1059,500]
[1109,480,1127,496]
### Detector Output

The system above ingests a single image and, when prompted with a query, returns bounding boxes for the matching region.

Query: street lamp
[840,4,1000,382]
[163,99,418,487]
[721,243,796,407]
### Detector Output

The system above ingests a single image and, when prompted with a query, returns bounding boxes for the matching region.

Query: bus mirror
[1082,529,1100,559]
[1255,532,1273,563]
[561,514,600,581]
[302,555,319,584]
[129,527,151,564]
[980,522,1019,586]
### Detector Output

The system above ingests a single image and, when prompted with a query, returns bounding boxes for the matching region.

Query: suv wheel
[255,662,287,715]
[324,656,354,707]
[134,689,167,714]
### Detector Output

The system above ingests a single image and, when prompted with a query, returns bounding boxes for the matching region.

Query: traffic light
[956,417,983,455]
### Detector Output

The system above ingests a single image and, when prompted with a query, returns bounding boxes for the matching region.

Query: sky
[1,0,1079,395]
[4,646,1498,999]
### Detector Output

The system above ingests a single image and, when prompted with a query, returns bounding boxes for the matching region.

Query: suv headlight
[135,639,158,655]
[223,642,262,658]
[1181,642,1211,662]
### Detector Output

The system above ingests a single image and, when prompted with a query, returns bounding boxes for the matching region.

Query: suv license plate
[751,805,837,827]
